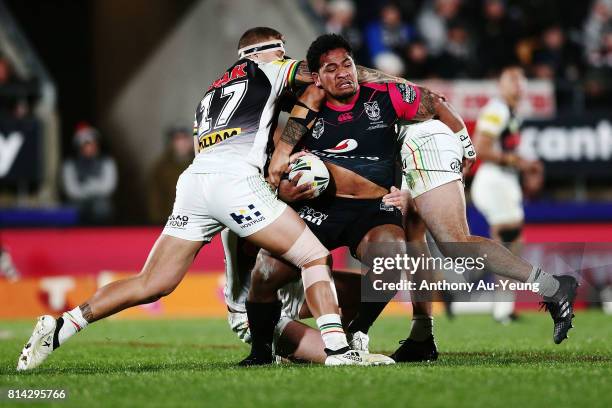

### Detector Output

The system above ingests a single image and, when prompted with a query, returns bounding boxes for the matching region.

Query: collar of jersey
[325,86,360,112]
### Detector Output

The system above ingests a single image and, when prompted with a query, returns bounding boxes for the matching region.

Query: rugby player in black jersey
[259,34,578,363]
[242,34,472,364]
[243,35,577,364]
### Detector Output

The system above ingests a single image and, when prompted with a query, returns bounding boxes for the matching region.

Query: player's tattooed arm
[293,61,314,88]
[293,61,412,87]
[355,65,411,84]
[268,85,324,188]
[414,86,465,132]
[280,119,309,146]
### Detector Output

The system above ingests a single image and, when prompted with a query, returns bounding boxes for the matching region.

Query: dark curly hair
[306,34,353,74]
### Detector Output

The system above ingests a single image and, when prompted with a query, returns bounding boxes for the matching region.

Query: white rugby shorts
[471,163,524,225]
[162,170,287,241]
[399,120,463,197]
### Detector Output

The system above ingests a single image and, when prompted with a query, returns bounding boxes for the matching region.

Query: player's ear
[313,73,322,88]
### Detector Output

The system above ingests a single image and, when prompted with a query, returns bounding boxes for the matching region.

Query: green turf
[1,311,611,408]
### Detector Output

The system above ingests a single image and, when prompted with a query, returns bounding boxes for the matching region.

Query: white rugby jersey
[190,57,300,175]
[475,98,522,158]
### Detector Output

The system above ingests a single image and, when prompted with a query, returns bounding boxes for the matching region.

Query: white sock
[408,315,433,341]
[57,307,89,346]
[316,314,349,352]
[526,266,560,298]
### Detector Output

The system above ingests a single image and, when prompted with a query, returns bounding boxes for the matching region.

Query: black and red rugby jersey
[297,82,421,189]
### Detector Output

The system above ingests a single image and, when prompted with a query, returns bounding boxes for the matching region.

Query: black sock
[245,300,282,356]
[347,301,389,335]
[347,269,397,334]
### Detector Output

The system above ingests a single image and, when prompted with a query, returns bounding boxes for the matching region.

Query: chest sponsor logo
[166,214,189,229]
[323,139,358,153]
[230,204,265,229]
[312,118,325,139]
[337,112,354,123]
[364,101,381,121]
[198,128,241,152]
[298,206,328,226]
[396,83,417,104]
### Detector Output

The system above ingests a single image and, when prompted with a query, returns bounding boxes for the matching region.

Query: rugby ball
[288,154,330,198]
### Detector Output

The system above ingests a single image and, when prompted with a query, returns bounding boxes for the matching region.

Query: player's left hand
[278,172,315,202]
[382,186,410,215]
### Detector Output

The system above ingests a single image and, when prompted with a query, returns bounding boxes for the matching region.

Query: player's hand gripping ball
[288,154,330,198]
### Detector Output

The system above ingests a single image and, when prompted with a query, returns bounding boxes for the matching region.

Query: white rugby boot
[324,349,395,366]
[17,315,57,371]
[347,331,370,353]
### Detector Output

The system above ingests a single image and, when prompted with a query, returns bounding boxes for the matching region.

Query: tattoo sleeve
[413,86,437,121]
[293,61,314,88]
[414,86,465,131]
[356,65,410,84]
[280,118,309,147]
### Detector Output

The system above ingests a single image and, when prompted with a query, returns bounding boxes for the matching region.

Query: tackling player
[16,27,392,371]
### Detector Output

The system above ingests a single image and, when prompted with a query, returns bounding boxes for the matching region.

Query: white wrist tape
[456,127,476,160]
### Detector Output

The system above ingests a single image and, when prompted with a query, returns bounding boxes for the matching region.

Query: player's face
[314,48,358,101]
[500,68,526,104]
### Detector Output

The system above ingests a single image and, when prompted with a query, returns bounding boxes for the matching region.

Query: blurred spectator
[373,51,405,77]
[62,123,117,224]
[583,0,612,57]
[365,3,416,65]
[435,20,477,78]
[0,54,39,118]
[403,38,436,79]
[532,26,581,81]
[148,125,193,224]
[325,0,365,62]
[416,0,461,57]
[476,0,519,77]
[584,27,612,105]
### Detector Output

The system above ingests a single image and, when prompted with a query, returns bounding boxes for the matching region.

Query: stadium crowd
[310,0,612,111]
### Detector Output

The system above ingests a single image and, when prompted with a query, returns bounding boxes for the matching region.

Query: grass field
[1,311,611,408]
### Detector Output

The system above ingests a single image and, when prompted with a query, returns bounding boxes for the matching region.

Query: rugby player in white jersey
[471,66,544,323]
[16,27,397,371]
